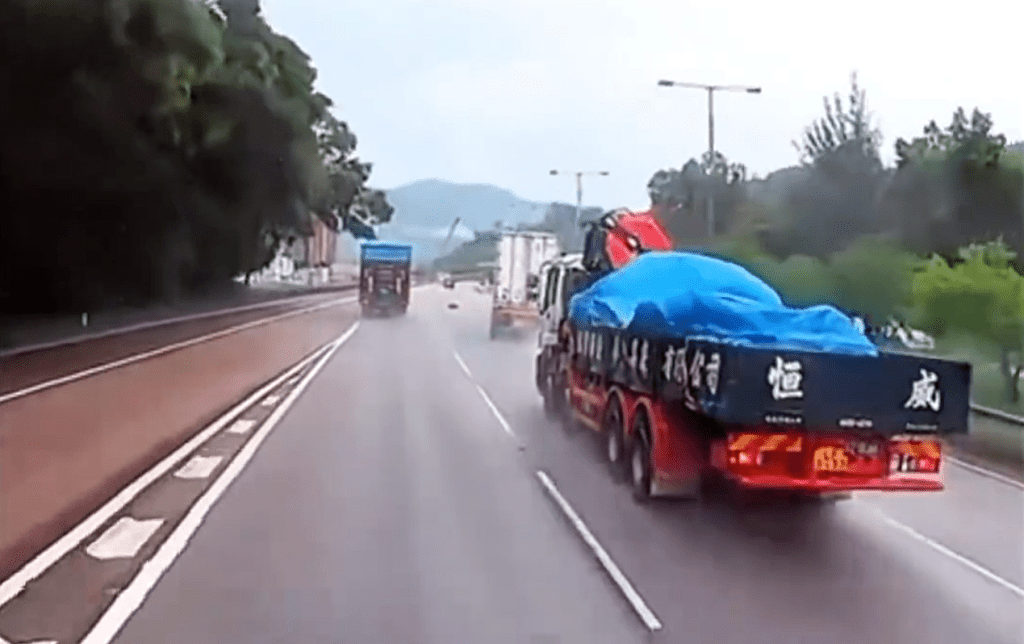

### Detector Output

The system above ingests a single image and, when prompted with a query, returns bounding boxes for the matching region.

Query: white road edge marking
[78,323,357,644]
[225,419,257,435]
[947,456,1024,490]
[535,471,663,632]
[0,296,356,406]
[873,509,1024,599]
[173,455,225,480]
[453,351,473,379]
[0,327,348,607]
[85,518,165,561]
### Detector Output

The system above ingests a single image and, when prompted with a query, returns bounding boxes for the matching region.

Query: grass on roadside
[931,335,1023,417]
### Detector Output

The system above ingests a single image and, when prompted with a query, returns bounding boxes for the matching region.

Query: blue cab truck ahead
[359,242,413,317]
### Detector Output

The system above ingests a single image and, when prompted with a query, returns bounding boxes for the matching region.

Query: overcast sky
[261,0,1022,210]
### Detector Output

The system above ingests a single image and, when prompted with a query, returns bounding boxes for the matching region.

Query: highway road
[1,283,1021,644]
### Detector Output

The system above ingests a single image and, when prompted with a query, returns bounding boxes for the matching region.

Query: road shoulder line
[0,295,355,405]
[946,456,1024,489]
[78,323,358,644]
[871,507,1024,599]
[0,329,342,607]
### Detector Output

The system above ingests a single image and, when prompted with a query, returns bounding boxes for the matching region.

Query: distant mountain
[377,179,550,262]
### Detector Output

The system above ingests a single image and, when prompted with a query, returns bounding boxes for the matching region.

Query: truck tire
[542,374,559,420]
[489,309,499,340]
[629,413,653,503]
[604,397,627,482]
[556,373,577,434]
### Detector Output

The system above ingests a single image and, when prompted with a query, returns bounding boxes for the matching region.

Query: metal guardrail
[971,403,1024,426]
[964,404,1023,469]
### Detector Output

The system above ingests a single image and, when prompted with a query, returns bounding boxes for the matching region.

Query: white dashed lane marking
[173,455,225,480]
[225,419,257,435]
[85,518,165,561]
[451,350,522,448]
[260,394,281,407]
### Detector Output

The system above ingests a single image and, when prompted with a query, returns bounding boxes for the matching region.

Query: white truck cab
[534,252,588,416]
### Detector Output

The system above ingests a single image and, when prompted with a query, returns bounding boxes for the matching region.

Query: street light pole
[657,79,761,239]
[549,169,610,248]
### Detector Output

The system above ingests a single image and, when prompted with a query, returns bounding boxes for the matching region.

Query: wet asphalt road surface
[29,283,1021,644]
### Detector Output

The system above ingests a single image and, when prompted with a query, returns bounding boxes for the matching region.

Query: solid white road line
[0,296,356,406]
[535,471,663,632]
[872,508,1024,599]
[78,323,357,644]
[0,331,342,607]
[947,456,1024,490]
[225,419,257,435]
[85,518,165,561]
[173,455,225,480]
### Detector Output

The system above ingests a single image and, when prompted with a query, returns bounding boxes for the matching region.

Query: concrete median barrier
[0,301,358,578]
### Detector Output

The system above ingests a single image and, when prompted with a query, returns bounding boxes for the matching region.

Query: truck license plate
[813,446,851,473]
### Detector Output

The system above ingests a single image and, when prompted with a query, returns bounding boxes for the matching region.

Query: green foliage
[755,255,834,308]
[828,236,916,321]
[433,231,500,272]
[648,151,748,242]
[886,108,1022,266]
[913,238,1023,400]
[0,0,385,312]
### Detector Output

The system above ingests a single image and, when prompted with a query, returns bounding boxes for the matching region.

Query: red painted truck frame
[562,347,946,503]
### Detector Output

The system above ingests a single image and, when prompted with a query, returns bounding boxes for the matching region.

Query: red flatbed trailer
[565,367,947,502]
[538,207,968,503]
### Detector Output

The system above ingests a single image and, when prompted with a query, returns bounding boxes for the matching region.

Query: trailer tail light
[725,433,804,476]
[888,438,941,474]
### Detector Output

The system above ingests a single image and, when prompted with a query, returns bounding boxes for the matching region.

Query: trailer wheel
[629,413,653,503]
[542,373,560,420]
[488,310,499,340]
[604,397,627,482]
[557,373,577,434]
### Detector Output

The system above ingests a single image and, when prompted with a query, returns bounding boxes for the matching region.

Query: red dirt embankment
[0,300,358,578]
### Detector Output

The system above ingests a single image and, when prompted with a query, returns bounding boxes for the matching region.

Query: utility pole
[549,169,610,249]
[657,79,761,239]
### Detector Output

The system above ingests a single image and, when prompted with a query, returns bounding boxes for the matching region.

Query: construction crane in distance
[439,217,461,256]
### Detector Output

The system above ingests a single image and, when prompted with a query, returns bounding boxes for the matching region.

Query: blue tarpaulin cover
[568,251,878,356]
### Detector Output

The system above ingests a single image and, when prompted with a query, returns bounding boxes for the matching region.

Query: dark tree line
[0,0,392,314]
[647,72,1023,272]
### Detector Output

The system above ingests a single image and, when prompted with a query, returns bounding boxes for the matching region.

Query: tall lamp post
[549,169,610,248]
[657,79,761,238]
